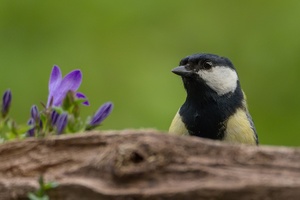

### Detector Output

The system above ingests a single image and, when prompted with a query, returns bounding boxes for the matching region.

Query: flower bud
[51,110,59,126]
[1,89,12,118]
[56,113,68,134]
[30,105,40,122]
[87,102,113,130]
[27,118,35,137]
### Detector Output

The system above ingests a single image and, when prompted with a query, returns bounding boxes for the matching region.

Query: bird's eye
[203,61,213,70]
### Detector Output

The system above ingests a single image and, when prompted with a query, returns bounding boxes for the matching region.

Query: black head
[172,53,240,96]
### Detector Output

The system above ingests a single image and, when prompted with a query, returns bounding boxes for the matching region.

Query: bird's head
[172,53,240,97]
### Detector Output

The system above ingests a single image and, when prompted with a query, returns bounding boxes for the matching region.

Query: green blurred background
[0,1,300,146]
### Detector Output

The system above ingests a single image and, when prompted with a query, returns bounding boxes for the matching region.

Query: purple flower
[47,66,89,107]
[88,102,113,128]
[30,105,40,122]
[51,110,59,126]
[56,112,68,134]
[1,89,12,118]
[27,118,35,137]
[76,92,90,106]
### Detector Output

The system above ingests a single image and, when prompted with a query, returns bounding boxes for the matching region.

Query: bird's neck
[184,80,218,105]
[183,79,244,110]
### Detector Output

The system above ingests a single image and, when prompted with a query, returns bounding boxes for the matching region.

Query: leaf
[43,181,59,190]
[52,106,64,114]
[27,193,41,200]
[16,124,32,135]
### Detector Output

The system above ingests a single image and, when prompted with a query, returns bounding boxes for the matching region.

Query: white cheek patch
[197,66,238,95]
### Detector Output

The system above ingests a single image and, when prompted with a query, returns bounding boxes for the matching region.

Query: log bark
[0,129,299,200]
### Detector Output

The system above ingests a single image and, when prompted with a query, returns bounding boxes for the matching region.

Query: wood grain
[0,129,299,200]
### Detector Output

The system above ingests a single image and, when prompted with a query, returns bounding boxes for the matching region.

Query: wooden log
[0,129,299,200]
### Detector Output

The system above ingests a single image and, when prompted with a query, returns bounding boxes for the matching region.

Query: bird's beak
[172,66,194,77]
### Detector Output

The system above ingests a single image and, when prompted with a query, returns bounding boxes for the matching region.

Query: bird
[169,53,258,145]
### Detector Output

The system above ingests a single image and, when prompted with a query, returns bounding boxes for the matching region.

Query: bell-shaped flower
[27,118,35,137]
[56,112,68,134]
[47,66,89,107]
[30,105,40,122]
[87,102,113,129]
[51,110,60,126]
[1,89,12,118]
[26,105,42,137]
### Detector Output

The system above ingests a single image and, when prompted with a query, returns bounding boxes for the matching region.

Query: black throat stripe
[179,80,244,140]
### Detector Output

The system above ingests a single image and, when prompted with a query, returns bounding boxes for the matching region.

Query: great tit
[169,53,258,145]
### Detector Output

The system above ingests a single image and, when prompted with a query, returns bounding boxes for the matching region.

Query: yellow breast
[223,108,257,145]
[168,107,257,145]
[168,111,189,135]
